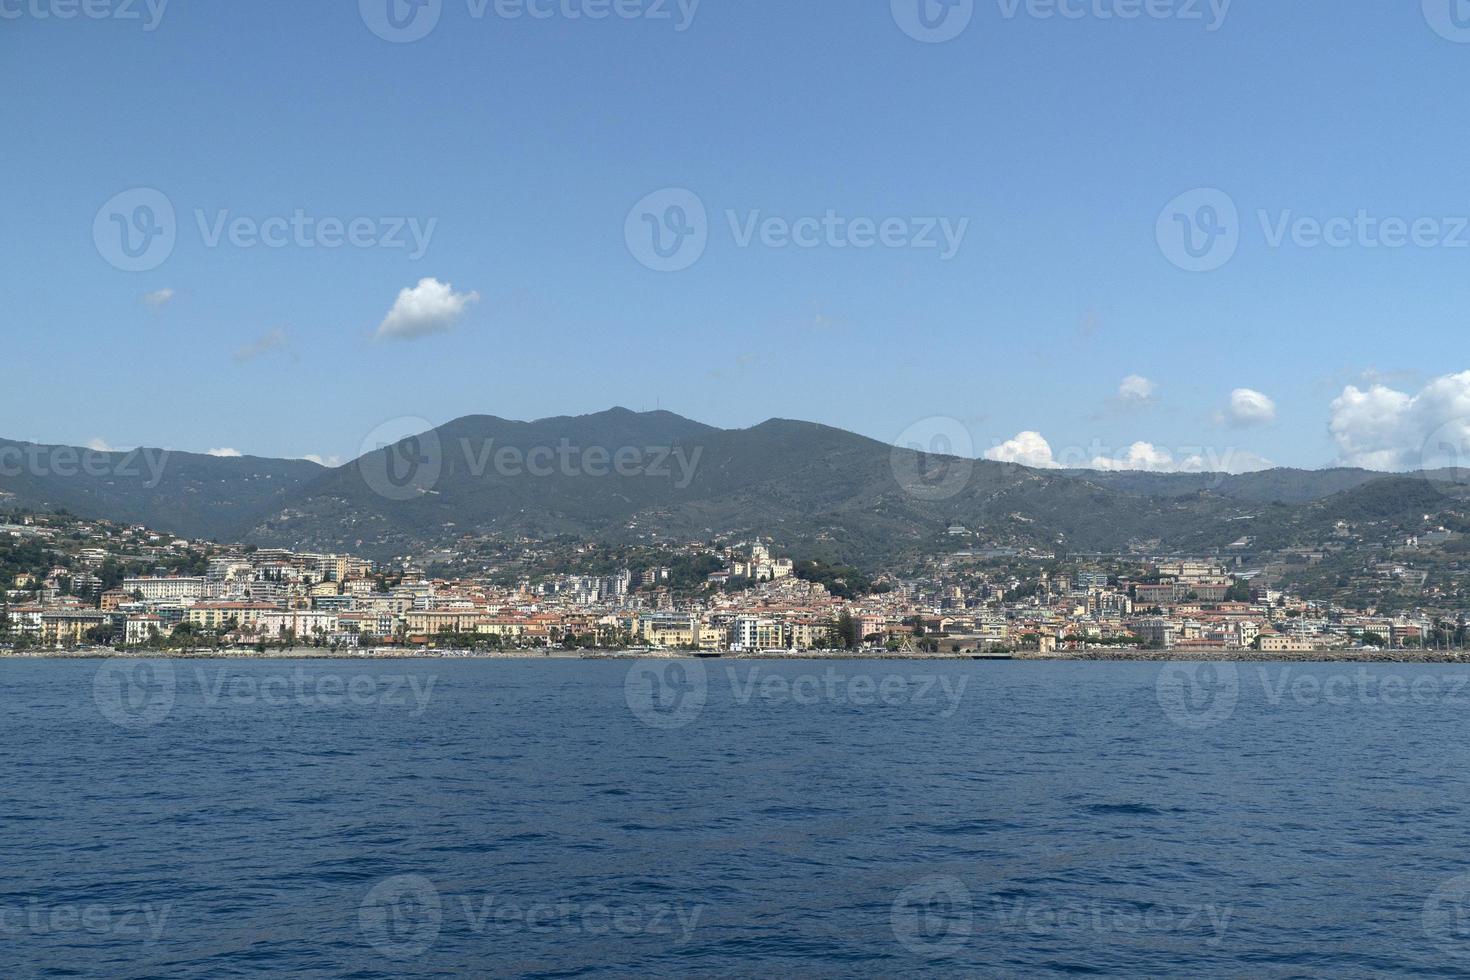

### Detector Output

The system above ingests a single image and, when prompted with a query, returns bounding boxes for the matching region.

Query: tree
[795,561,871,600]
[832,611,860,650]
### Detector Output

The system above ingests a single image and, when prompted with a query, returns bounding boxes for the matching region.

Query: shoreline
[3,647,1468,664]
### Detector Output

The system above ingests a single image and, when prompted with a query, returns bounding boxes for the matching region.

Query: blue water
[4,657,1470,977]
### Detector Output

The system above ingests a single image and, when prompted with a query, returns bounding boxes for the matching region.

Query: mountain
[0,438,324,540]
[235,410,1469,564]
[1059,468,1388,504]
[2,410,1465,568]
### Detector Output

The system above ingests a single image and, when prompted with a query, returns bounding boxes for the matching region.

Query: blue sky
[5,1,1470,471]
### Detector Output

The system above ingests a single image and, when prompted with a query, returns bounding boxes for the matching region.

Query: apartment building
[123,576,207,602]
[1133,618,1176,649]
[40,610,111,646]
[186,601,281,631]
[732,616,791,651]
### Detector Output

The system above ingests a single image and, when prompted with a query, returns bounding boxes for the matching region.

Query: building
[788,621,832,651]
[1133,619,1176,649]
[40,610,112,646]
[1258,633,1316,653]
[404,610,484,635]
[1156,561,1224,582]
[732,616,788,651]
[639,614,701,649]
[187,602,281,632]
[125,615,165,646]
[1135,583,1177,608]
[123,576,207,602]
[257,610,341,641]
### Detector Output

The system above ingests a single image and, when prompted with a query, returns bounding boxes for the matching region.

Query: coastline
[3,647,1468,664]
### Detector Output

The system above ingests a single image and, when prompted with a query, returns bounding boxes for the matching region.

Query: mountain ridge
[2,410,1463,567]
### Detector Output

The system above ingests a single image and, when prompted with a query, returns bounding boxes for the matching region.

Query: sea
[3,657,1470,977]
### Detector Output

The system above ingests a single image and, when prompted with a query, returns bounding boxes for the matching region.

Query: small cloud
[142,288,175,309]
[206,448,243,458]
[1310,367,1424,398]
[375,277,480,341]
[1117,374,1157,407]
[1091,442,1274,474]
[809,307,846,331]
[984,431,1060,469]
[1078,309,1101,340]
[1090,441,1176,472]
[1221,388,1277,427]
[234,328,290,364]
[86,438,115,452]
[1189,449,1275,474]
[708,351,766,381]
[301,454,344,468]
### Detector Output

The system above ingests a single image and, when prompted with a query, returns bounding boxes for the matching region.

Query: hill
[1060,468,1387,504]
[3,410,1465,569]
[0,439,325,541]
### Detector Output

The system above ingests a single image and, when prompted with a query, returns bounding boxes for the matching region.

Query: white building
[123,576,207,602]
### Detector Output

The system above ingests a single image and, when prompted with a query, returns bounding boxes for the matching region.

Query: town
[3,508,1466,657]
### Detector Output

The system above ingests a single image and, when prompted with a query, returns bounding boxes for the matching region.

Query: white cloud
[234,328,290,364]
[375,277,480,341]
[206,448,243,458]
[1330,371,1470,471]
[1090,443,1274,474]
[142,288,174,309]
[1225,388,1277,427]
[86,438,115,452]
[301,454,344,468]
[1184,449,1275,474]
[1090,441,1177,472]
[1117,375,1156,405]
[986,431,1272,474]
[984,431,1060,469]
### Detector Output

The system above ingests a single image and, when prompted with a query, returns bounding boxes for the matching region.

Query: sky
[4,0,1470,473]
